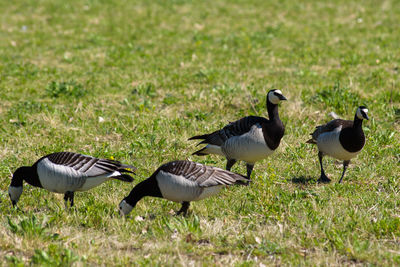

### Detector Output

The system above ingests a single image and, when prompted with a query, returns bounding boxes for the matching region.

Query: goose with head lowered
[188,89,287,179]
[9,152,135,207]
[306,106,369,183]
[119,160,249,216]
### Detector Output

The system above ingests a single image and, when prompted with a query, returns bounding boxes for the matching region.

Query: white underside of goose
[37,158,120,193]
[201,144,224,156]
[317,126,361,161]
[155,171,223,202]
[222,124,274,163]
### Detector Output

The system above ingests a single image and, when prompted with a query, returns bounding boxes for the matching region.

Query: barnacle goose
[119,160,249,216]
[9,152,135,207]
[188,89,287,179]
[306,106,369,183]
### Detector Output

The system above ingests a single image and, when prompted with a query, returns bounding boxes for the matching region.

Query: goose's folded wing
[46,152,136,177]
[159,160,249,187]
[194,116,268,146]
[310,119,353,141]
[223,116,268,138]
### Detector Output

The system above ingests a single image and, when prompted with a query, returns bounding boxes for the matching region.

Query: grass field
[1,0,400,265]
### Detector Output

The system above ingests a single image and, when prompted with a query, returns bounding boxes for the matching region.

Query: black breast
[339,127,365,152]
[261,120,285,150]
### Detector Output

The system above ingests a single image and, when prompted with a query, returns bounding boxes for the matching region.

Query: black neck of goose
[124,176,162,207]
[339,114,365,152]
[267,101,280,121]
[15,165,42,188]
[353,114,364,129]
[10,166,32,187]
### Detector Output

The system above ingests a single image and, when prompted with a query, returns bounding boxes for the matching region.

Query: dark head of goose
[119,199,134,215]
[267,89,287,105]
[8,166,31,206]
[356,106,369,120]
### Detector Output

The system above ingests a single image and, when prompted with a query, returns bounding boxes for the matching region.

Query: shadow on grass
[290,176,316,184]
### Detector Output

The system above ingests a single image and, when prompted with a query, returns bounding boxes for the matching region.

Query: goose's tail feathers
[306,138,316,144]
[188,134,209,141]
[192,144,224,156]
[113,174,134,183]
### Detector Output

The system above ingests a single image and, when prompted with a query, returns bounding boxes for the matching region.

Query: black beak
[364,114,369,120]
[279,95,287,101]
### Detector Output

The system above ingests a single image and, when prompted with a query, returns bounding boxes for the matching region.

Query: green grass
[1,0,399,265]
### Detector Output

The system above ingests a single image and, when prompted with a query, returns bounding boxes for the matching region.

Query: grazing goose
[9,152,135,207]
[188,89,287,179]
[119,160,249,216]
[306,106,369,183]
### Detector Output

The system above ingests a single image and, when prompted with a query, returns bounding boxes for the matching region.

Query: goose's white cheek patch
[268,93,280,104]
[119,200,133,216]
[8,186,23,203]
[356,108,368,119]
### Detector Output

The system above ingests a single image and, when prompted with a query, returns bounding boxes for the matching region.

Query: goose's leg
[69,192,74,207]
[317,152,331,183]
[64,191,75,207]
[246,163,254,179]
[176,201,190,216]
[338,160,350,184]
[63,192,69,208]
[226,159,237,171]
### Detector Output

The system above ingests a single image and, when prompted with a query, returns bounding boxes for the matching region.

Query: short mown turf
[0,0,399,265]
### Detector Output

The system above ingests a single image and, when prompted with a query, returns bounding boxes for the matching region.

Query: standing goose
[119,160,249,216]
[306,106,369,183]
[188,89,287,179]
[9,152,135,207]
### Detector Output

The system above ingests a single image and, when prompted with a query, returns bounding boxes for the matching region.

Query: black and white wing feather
[158,160,249,187]
[307,119,353,144]
[189,116,268,146]
[43,152,136,177]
